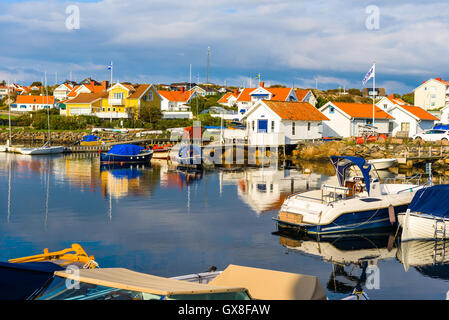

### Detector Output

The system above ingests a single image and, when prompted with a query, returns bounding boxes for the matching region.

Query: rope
[83,260,99,269]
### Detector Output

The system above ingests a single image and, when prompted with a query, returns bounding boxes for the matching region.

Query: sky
[1,0,449,94]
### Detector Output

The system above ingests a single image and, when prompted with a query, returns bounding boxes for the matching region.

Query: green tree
[315,96,329,109]
[402,93,414,105]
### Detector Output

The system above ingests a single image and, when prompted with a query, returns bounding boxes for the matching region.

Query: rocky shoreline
[0,129,136,146]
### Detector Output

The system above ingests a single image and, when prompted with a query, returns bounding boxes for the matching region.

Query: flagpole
[372,62,376,135]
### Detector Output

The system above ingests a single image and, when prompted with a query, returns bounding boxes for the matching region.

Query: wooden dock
[65,138,177,153]
[397,145,449,167]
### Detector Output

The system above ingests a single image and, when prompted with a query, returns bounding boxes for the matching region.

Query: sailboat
[18,73,64,155]
[0,81,24,153]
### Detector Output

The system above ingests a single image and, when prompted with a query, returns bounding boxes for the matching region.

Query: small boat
[367,158,397,170]
[19,141,65,155]
[3,244,326,300]
[273,156,425,236]
[169,143,203,167]
[397,239,449,273]
[398,184,449,241]
[79,135,104,146]
[100,144,153,164]
[151,143,173,160]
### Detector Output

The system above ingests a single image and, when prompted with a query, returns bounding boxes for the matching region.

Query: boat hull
[19,146,65,155]
[368,158,397,170]
[100,150,153,164]
[275,204,407,235]
[398,212,449,241]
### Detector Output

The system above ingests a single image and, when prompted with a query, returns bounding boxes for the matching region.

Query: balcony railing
[108,98,124,105]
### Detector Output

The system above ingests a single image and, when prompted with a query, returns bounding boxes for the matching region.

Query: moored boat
[79,135,104,146]
[367,158,397,170]
[18,144,65,155]
[398,184,449,241]
[273,156,425,236]
[169,143,203,167]
[3,244,327,300]
[100,144,153,164]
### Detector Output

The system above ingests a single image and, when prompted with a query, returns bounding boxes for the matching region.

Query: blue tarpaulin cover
[434,125,449,130]
[330,156,372,195]
[82,135,101,142]
[408,185,449,218]
[0,261,63,300]
[107,144,144,156]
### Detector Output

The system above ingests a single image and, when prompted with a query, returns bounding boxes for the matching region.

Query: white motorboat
[367,158,397,170]
[398,184,449,241]
[274,156,426,236]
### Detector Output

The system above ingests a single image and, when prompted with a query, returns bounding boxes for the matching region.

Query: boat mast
[7,79,11,147]
[45,72,51,146]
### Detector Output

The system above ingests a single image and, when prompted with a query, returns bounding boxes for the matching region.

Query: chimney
[437,77,442,81]
[259,81,264,88]
[233,89,238,96]
[102,80,109,91]
[180,86,185,93]
[91,80,95,86]
[389,94,394,99]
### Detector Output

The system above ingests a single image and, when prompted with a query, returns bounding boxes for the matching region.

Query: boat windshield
[34,276,250,300]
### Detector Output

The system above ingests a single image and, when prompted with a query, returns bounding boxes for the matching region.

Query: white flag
[362,64,375,86]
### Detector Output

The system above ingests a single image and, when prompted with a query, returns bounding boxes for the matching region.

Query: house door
[258,120,268,133]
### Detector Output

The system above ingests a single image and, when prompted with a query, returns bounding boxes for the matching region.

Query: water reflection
[275,231,396,296]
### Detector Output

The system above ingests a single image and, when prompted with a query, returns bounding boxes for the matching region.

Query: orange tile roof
[236,88,255,102]
[128,84,152,99]
[399,105,439,121]
[16,95,55,104]
[263,101,329,121]
[332,102,394,119]
[295,89,310,102]
[237,87,294,102]
[218,92,238,104]
[157,90,194,102]
[266,88,293,101]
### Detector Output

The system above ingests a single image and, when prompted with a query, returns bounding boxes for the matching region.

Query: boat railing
[286,184,351,204]
[383,173,422,186]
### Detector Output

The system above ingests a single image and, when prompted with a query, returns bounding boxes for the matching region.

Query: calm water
[0,153,449,300]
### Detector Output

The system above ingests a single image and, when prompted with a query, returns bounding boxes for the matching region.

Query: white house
[388,104,438,137]
[218,90,239,108]
[242,100,329,146]
[376,94,409,113]
[53,83,74,101]
[157,87,198,112]
[319,102,394,138]
[11,95,55,112]
[414,77,449,110]
[236,82,298,116]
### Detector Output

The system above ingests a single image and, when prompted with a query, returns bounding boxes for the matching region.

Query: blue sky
[1,0,449,93]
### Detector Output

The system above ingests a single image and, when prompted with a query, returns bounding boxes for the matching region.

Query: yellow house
[65,91,108,116]
[98,83,161,119]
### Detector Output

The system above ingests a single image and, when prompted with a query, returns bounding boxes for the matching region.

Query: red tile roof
[399,105,439,121]
[263,101,329,121]
[16,95,55,104]
[218,92,238,104]
[332,102,394,119]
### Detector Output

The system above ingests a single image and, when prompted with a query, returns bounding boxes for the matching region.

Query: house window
[113,108,116,112]
[102,108,105,112]
[148,91,153,101]
[271,121,275,132]
[401,122,410,132]
[329,107,335,114]
[383,104,388,109]
[366,119,373,126]
[252,120,255,132]
[113,92,124,99]
[292,122,296,135]
[108,108,111,112]
[308,122,311,131]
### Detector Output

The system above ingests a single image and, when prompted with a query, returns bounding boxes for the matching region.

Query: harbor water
[1,152,449,300]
